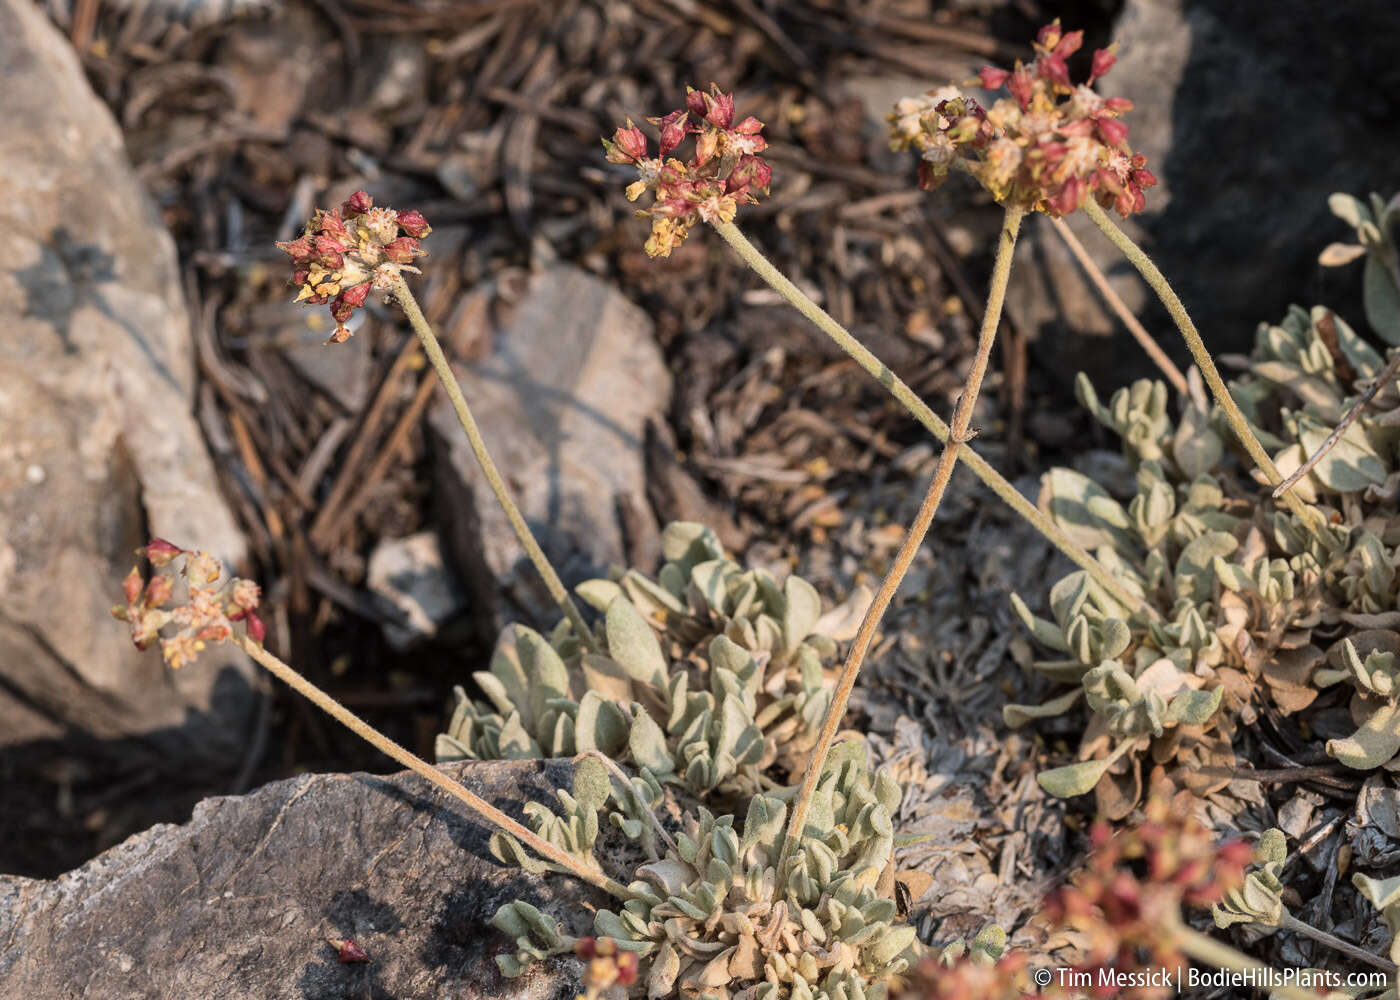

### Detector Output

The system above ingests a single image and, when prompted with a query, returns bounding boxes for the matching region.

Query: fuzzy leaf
[516,628,570,731]
[812,584,873,641]
[572,755,612,810]
[489,833,548,874]
[1365,253,1400,345]
[783,574,823,651]
[606,596,669,690]
[1296,417,1387,491]
[1040,468,1138,556]
[576,578,623,612]
[628,708,675,774]
[1330,192,1372,229]
[1009,592,1070,652]
[574,690,629,757]
[1163,687,1223,727]
[1003,688,1084,728]
[1037,756,1112,798]
[1174,532,1238,602]
[1326,701,1400,770]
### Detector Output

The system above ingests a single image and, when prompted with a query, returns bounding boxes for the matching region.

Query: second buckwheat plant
[114,19,1400,999]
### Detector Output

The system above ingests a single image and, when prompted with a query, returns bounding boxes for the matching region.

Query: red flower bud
[978,65,1011,90]
[733,115,764,136]
[342,191,373,216]
[1104,97,1134,114]
[318,212,349,238]
[703,89,734,129]
[649,109,691,157]
[339,281,372,309]
[1096,117,1130,148]
[142,539,182,568]
[327,937,368,963]
[381,237,421,264]
[1090,48,1117,82]
[607,124,648,164]
[685,88,707,118]
[244,611,267,644]
[1038,54,1071,88]
[145,575,173,608]
[575,937,598,960]
[1008,68,1034,109]
[1036,21,1062,51]
[394,209,432,238]
[1054,29,1083,58]
[123,567,143,606]
[616,951,639,986]
[277,235,315,262]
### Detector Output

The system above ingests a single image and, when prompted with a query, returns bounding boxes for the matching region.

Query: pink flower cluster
[603,84,772,258]
[276,191,432,343]
[888,21,1157,218]
[111,539,265,669]
[1039,798,1252,998]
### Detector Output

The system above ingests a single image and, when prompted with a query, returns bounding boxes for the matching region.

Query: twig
[388,274,599,652]
[316,368,439,548]
[1274,349,1400,499]
[1280,914,1399,975]
[235,635,630,899]
[1172,924,1317,1000]
[710,219,1155,621]
[1048,216,1188,395]
[775,205,1025,889]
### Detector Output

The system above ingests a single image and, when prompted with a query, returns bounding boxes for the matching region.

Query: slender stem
[236,635,631,900]
[1081,201,1327,535]
[775,206,1024,887]
[1173,924,1318,1000]
[1274,350,1400,499]
[1280,914,1399,975]
[389,275,599,652]
[1048,216,1188,395]
[709,219,1154,621]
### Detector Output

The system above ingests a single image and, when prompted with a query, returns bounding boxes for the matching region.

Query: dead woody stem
[236,634,632,899]
[710,218,1154,621]
[1274,349,1400,500]
[389,274,599,653]
[775,205,1024,886]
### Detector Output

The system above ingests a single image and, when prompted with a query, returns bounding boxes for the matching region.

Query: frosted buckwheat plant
[111,539,264,668]
[888,19,1155,218]
[604,84,772,258]
[275,190,432,342]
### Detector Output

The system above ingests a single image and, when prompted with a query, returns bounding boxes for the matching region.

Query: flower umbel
[276,191,432,343]
[889,20,1156,218]
[1039,797,1252,998]
[111,540,265,668]
[574,937,639,1000]
[603,84,772,258]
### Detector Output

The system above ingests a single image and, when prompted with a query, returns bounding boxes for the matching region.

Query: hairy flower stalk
[388,274,599,652]
[777,205,1024,890]
[115,545,628,898]
[236,634,628,897]
[1049,215,1188,395]
[277,190,597,652]
[1082,200,1332,538]
[710,219,1153,620]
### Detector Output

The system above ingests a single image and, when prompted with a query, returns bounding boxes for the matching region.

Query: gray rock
[431,265,671,631]
[0,759,602,999]
[0,0,250,860]
[366,531,466,648]
[1004,0,1400,389]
